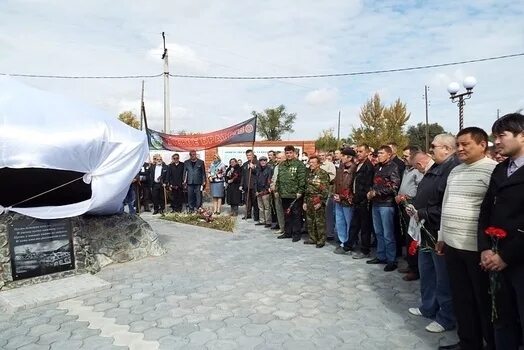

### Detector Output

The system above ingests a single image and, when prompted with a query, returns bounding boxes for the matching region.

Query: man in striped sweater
[436,127,496,350]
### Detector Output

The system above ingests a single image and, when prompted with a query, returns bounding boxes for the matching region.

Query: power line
[170,52,524,80]
[0,52,522,80]
[0,73,163,79]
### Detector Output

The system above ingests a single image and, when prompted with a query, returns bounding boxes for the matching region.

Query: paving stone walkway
[0,212,458,349]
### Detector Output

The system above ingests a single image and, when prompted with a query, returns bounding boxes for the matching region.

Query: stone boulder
[0,213,166,290]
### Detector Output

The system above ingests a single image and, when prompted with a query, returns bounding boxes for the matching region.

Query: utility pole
[424,85,429,152]
[162,32,171,133]
[140,80,145,131]
[497,108,500,120]
[337,110,341,144]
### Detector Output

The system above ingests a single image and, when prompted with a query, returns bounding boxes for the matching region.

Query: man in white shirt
[437,127,496,350]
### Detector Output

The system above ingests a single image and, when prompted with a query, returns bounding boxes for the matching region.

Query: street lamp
[447,76,477,131]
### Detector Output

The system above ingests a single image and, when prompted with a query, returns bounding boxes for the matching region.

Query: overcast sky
[1,0,523,140]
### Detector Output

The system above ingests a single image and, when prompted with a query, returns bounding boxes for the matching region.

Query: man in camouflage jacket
[276,145,306,241]
[303,156,331,247]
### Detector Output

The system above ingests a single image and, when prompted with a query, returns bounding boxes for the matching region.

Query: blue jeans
[335,203,353,247]
[371,205,396,263]
[187,184,202,211]
[418,250,456,330]
[123,185,136,214]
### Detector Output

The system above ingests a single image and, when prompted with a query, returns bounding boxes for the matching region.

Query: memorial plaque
[8,217,75,280]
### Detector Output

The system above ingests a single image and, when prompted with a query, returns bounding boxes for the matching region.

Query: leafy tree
[350,94,410,151]
[252,105,296,141]
[315,128,341,151]
[118,111,140,129]
[406,122,446,152]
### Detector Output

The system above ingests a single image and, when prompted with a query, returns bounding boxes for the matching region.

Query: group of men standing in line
[124,150,207,215]
[124,112,524,350]
[231,113,524,350]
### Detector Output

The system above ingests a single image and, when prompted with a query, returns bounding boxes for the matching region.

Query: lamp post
[447,76,477,131]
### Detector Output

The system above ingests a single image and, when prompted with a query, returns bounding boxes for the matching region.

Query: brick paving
[0,212,458,349]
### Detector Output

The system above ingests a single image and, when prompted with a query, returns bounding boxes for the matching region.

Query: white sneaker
[408,308,422,316]
[425,321,446,333]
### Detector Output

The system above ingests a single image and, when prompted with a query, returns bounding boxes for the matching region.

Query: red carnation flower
[485,226,507,239]
[408,240,419,256]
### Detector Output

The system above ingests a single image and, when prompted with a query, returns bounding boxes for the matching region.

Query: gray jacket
[183,159,206,185]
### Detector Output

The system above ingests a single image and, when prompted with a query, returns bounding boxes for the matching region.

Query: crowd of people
[125,112,523,350]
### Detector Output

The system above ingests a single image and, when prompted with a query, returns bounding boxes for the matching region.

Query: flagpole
[245,116,257,219]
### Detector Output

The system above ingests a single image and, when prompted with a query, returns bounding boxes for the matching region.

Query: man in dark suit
[389,142,407,258]
[166,153,185,213]
[240,149,259,221]
[478,113,524,350]
[148,154,168,215]
[347,144,375,259]
[183,150,206,212]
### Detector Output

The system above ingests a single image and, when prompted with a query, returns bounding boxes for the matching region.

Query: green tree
[406,122,446,152]
[118,111,140,129]
[350,94,410,151]
[315,128,341,151]
[252,105,296,141]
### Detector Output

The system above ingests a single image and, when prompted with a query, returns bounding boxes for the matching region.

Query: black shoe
[271,224,280,230]
[438,344,461,350]
[316,243,325,248]
[292,237,301,242]
[343,246,353,252]
[303,240,316,245]
[326,237,335,241]
[242,216,251,220]
[277,234,292,239]
[264,224,272,228]
[152,210,159,215]
[255,222,265,226]
[384,263,397,272]
[366,258,386,264]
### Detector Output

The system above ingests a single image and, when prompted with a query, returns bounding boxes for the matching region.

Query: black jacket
[353,159,375,205]
[148,163,168,186]
[166,162,184,187]
[478,159,524,267]
[413,155,460,237]
[240,161,258,189]
[256,165,273,193]
[139,162,153,187]
[371,160,400,207]
[391,155,406,183]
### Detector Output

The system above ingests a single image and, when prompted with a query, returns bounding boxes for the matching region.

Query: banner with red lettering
[147,117,256,151]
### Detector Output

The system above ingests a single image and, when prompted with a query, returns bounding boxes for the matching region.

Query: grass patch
[161,212,236,232]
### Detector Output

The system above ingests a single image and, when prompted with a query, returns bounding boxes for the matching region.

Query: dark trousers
[151,183,165,211]
[347,202,372,254]
[282,197,303,238]
[139,185,152,211]
[244,188,259,221]
[493,263,524,350]
[170,187,184,212]
[325,197,336,239]
[394,204,403,257]
[400,209,418,273]
[445,246,495,350]
[187,184,202,211]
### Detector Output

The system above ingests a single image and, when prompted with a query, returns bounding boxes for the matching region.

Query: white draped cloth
[0,77,149,219]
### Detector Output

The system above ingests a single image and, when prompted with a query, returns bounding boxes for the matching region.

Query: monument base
[0,213,166,291]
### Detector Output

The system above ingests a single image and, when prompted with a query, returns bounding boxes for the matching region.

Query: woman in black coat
[225,158,242,216]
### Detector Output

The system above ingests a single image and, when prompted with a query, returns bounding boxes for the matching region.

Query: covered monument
[0,77,149,218]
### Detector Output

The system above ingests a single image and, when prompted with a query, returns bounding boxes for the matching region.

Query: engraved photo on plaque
[8,217,75,280]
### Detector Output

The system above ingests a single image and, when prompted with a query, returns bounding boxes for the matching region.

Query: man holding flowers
[437,127,497,350]
[478,113,524,350]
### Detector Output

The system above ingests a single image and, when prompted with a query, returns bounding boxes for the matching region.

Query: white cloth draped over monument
[0,77,149,219]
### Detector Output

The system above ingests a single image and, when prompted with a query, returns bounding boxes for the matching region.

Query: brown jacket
[334,162,357,206]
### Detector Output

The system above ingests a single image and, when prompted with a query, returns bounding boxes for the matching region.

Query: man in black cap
[255,156,273,227]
